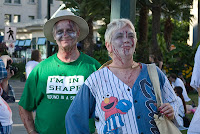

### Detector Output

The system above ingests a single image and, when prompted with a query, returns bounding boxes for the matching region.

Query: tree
[162,0,192,51]
[135,0,149,63]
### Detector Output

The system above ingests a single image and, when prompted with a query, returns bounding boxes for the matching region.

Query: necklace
[108,62,140,69]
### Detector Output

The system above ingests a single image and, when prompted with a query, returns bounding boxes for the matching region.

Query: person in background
[65,18,179,134]
[0,55,13,134]
[149,55,163,70]
[174,86,187,130]
[168,73,191,102]
[1,66,15,103]
[18,9,101,134]
[25,50,41,79]
[178,72,186,86]
[188,45,200,134]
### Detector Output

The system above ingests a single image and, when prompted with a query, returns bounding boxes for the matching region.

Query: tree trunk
[83,19,94,56]
[164,17,173,51]
[136,5,149,63]
[151,5,162,58]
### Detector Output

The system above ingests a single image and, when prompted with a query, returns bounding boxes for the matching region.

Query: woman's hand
[159,103,174,120]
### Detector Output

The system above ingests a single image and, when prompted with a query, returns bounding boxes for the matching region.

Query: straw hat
[43,9,89,43]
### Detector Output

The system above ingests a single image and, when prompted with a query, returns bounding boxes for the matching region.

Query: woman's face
[110,25,136,59]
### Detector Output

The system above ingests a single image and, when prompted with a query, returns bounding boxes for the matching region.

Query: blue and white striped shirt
[65,63,179,134]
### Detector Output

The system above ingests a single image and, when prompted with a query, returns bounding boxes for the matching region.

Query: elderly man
[18,9,101,134]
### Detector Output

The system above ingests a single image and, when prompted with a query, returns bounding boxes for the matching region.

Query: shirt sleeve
[65,83,96,134]
[160,72,180,126]
[18,67,39,111]
[0,59,7,80]
[25,63,33,78]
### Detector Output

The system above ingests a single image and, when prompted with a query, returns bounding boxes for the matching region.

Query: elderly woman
[65,18,179,134]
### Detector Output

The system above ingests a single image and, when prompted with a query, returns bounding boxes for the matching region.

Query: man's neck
[57,49,80,63]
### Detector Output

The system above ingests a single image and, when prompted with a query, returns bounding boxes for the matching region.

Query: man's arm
[19,106,38,134]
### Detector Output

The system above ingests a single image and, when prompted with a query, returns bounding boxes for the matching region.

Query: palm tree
[136,0,149,63]
[162,0,192,51]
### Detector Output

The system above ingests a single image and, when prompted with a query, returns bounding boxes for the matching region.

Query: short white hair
[105,18,137,45]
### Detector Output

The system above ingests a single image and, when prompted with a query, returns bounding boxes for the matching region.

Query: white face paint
[55,29,77,41]
[54,20,78,52]
[111,25,135,61]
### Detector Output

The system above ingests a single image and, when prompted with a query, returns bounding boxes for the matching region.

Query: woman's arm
[65,83,96,133]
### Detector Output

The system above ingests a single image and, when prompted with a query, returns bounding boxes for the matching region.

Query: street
[9,79,26,134]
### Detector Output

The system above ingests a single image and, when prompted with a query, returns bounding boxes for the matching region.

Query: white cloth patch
[46,76,84,94]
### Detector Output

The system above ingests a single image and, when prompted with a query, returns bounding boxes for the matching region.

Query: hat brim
[43,15,89,43]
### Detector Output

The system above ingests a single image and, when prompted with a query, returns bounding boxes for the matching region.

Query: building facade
[0,0,63,59]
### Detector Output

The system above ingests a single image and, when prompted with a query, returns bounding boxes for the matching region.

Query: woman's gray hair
[105,18,137,46]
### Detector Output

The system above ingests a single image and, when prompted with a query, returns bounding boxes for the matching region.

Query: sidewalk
[9,79,27,134]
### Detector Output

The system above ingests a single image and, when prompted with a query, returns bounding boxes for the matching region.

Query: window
[24,39,31,46]
[14,40,19,46]
[5,0,11,3]
[18,40,25,46]
[14,0,21,4]
[5,14,12,23]
[37,37,46,45]
[29,16,35,21]
[13,15,21,23]
[29,0,35,2]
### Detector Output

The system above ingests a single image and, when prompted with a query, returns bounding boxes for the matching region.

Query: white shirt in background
[25,61,39,78]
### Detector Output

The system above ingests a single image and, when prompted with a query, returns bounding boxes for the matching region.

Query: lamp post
[47,0,51,57]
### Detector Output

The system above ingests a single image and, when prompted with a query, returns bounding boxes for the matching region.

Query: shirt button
[137,116,140,119]
[127,88,130,91]
[141,133,144,134]
[134,100,137,103]
[95,117,99,122]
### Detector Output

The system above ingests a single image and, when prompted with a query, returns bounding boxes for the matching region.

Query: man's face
[53,20,79,52]
[109,25,136,59]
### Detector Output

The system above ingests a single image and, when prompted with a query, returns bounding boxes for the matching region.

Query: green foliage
[97,24,107,46]
[158,17,193,82]
[11,63,25,79]
[171,19,190,45]
[157,33,167,55]
[62,0,111,21]
[163,43,196,82]
[93,48,109,65]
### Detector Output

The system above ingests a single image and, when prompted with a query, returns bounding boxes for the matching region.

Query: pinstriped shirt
[65,63,179,134]
[86,64,178,134]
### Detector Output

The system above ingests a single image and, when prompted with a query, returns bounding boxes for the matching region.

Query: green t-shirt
[19,52,101,134]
